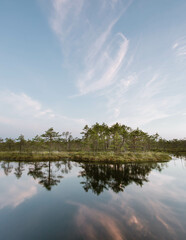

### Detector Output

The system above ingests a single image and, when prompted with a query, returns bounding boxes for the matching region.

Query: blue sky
[0,0,186,139]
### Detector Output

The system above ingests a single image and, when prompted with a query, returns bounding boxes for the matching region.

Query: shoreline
[0,151,171,163]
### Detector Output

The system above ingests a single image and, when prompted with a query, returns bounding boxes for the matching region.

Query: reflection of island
[172,152,186,161]
[0,160,72,191]
[14,162,25,179]
[0,160,166,193]
[1,161,13,176]
[78,162,166,195]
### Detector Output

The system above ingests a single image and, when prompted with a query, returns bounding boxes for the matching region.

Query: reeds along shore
[0,151,171,163]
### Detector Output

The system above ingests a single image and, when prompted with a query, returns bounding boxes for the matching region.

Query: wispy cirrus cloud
[105,73,137,118]
[105,71,184,128]
[46,0,185,133]
[78,33,129,94]
[48,0,132,95]
[172,36,186,60]
[50,0,85,41]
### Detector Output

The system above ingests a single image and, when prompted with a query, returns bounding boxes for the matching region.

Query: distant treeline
[0,123,185,153]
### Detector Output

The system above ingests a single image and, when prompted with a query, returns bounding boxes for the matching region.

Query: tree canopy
[0,123,185,152]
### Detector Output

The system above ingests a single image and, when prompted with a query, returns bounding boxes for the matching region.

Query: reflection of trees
[14,162,25,179]
[1,161,13,176]
[60,161,72,174]
[79,163,166,195]
[38,161,62,191]
[173,152,186,160]
[0,160,166,193]
[28,162,44,180]
[0,160,72,191]
[27,160,72,191]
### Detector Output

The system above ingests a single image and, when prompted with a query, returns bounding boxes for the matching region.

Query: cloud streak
[78,33,129,94]
[104,71,184,128]
[172,36,186,60]
[49,0,132,95]
[50,0,85,41]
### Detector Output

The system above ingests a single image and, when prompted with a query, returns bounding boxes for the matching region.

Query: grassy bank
[0,151,171,163]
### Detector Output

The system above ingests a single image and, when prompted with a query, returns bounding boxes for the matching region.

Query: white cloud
[105,73,137,118]
[172,36,186,59]
[104,71,184,128]
[78,33,129,94]
[0,91,87,138]
[85,18,118,65]
[50,0,84,41]
[47,0,132,95]
[0,91,54,119]
[172,43,178,49]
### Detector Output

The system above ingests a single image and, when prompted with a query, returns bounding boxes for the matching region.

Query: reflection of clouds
[128,215,143,231]
[0,179,37,209]
[156,215,172,231]
[69,200,154,239]
[147,171,186,202]
[115,203,151,237]
[69,201,124,240]
[0,159,185,239]
[107,166,186,239]
[150,171,174,184]
[66,160,186,239]
[0,162,38,209]
[145,199,185,239]
[72,159,186,239]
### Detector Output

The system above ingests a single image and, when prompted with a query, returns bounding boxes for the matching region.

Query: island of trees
[0,122,185,162]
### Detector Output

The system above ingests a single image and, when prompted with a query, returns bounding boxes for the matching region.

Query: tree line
[0,123,185,152]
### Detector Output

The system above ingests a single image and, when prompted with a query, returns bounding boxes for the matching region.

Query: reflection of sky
[72,159,186,239]
[0,164,38,209]
[0,161,79,209]
[0,158,186,240]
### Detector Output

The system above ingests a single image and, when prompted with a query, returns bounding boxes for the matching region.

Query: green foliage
[17,134,26,153]
[0,123,185,155]
[41,128,61,142]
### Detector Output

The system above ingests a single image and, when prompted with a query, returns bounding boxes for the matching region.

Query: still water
[0,155,186,240]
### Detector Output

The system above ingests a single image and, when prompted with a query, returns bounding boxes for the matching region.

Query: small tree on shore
[5,138,15,151]
[41,128,61,152]
[17,134,26,153]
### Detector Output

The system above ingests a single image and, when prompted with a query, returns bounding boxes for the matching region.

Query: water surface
[0,156,186,240]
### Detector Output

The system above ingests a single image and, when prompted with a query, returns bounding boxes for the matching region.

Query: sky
[0,0,186,139]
